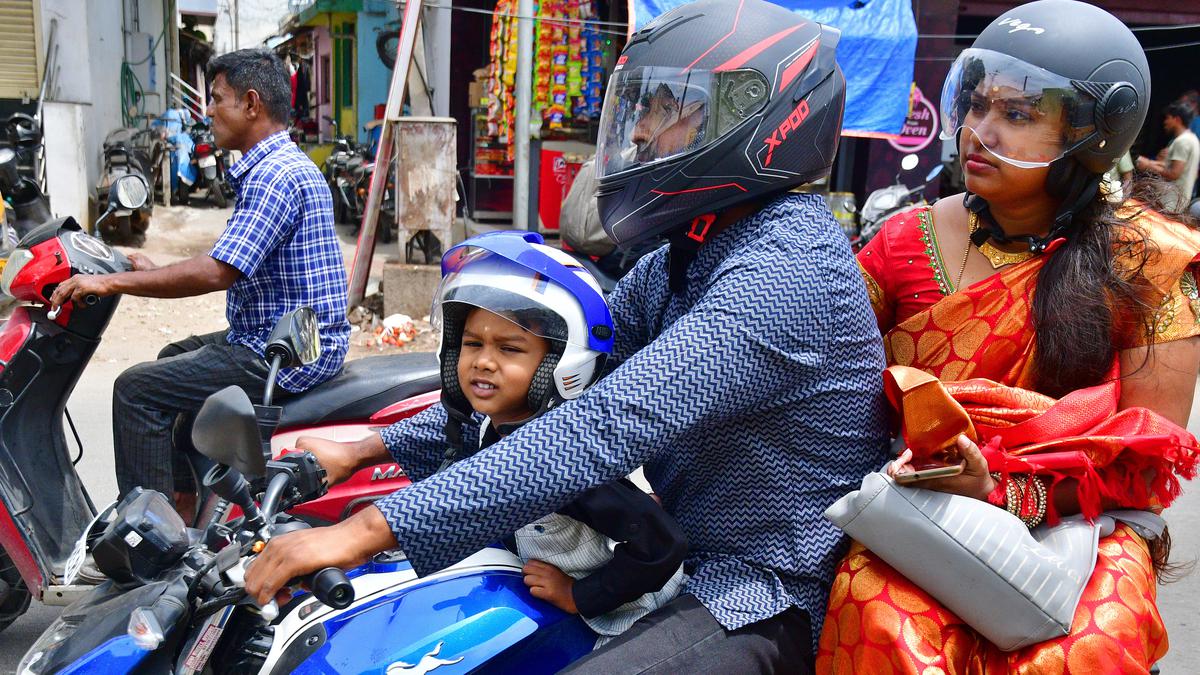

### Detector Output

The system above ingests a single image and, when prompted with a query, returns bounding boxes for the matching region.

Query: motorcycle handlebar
[305,567,354,609]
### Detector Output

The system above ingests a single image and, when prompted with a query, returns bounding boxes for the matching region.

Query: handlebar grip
[306,567,354,609]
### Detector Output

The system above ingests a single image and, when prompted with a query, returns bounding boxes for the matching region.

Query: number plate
[198,155,217,168]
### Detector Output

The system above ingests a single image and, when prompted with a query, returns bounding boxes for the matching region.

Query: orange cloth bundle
[885,364,1199,520]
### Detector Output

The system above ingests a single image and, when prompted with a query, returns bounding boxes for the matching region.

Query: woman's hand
[887,434,996,501]
[522,560,578,614]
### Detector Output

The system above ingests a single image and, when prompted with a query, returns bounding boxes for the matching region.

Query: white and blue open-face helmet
[433,231,614,423]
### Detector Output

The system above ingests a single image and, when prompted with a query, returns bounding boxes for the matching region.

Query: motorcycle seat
[279,353,440,429]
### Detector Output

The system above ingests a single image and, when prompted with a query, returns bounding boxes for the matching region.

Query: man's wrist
[338,505,399,563]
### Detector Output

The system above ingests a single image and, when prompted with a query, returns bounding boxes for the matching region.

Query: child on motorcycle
[301,232,687,645]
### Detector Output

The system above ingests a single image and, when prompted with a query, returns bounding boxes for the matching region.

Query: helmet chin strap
[667,214,716,294]
[965,157,1102,254]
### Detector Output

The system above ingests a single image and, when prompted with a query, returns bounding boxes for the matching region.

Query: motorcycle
[0,114,50,243]
[321,116,398,244]
[0,175,440,630]
[18,311,596,674]
[94,128,159,245]
[855,153,945,249]
[185,120,235,209]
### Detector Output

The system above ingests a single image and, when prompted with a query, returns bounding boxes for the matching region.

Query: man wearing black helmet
[245,1,888,669]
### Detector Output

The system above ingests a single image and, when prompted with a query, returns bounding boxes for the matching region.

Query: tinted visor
[433,247,576,348]
[597,66,769,178]
[940,48,1097,169]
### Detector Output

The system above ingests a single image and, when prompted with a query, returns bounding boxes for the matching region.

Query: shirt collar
[227,130,292,184]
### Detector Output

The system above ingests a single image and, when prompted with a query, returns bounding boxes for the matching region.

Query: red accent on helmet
[778,40,819,93]
[715,23,805,72]
[683,0,746,71]
[650,183,747,196]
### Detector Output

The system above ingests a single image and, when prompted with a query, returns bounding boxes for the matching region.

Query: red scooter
[0,176,437,631]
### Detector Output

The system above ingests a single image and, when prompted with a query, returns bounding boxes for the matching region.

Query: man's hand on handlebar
[244,505,398,606]
[48,274,114,313]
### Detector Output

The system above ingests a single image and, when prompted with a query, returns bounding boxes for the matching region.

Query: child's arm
[557,478,688,618]
[299,403,465,485]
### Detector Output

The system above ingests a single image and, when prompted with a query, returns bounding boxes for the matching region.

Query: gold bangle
[1022,476,1048,529]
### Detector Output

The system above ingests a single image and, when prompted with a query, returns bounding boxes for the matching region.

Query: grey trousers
[561,594,814,675]
[112,330,274,502]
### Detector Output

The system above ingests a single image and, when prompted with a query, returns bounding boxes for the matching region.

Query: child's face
[458,308,550,427]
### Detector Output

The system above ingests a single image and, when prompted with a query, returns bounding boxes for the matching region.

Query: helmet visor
[433,247,575,348]
[597,66,769,178]
[939,48,1097,169]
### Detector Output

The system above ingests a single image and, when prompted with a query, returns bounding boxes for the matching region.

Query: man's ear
[243,89,263,121]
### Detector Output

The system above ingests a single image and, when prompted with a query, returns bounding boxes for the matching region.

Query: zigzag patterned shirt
[376,193,889,642]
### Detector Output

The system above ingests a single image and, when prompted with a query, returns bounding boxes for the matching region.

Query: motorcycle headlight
[873,193,899,212]
[17,614,81,675]
[1,248,32,297]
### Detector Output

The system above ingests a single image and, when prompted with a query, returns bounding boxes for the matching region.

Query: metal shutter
[0,0,40,100]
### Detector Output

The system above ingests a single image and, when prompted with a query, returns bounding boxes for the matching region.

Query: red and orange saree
[817,206,1200,674]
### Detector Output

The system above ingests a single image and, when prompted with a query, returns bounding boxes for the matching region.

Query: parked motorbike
[95,128,159,245]
[18,310,595,674]
[0,178,439,630]
[185,120,235,209]
[855,154,944,249]
[321,116,398,243]
[0,114,50,243]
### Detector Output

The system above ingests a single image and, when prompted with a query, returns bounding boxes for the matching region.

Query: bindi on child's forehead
[463,308,545,343]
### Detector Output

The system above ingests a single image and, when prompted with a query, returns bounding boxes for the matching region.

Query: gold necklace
[955,225,974,291]
[968,211,1036,269]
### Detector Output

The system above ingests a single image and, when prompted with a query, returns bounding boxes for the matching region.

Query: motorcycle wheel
[210,178,229,209]
[0,550,31,633]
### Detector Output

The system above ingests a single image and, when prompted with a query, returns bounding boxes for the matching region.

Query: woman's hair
[1031,167,1196,582]
[1030,172,1194,398]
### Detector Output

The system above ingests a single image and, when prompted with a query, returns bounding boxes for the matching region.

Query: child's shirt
[481,421,686,639]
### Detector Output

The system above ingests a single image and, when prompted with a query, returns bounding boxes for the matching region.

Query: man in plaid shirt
[51,50,349,517]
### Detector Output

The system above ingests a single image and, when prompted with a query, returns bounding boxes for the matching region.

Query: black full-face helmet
[595,0,846,248]
[941,0,1150,248]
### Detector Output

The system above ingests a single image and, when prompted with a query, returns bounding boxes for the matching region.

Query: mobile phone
[894,463,965,484]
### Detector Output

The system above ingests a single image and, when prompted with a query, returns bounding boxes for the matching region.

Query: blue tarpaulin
[629,0,917,136]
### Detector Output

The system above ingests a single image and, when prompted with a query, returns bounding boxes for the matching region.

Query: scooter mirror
[109,174,149,211]
[192,385,267,478]
[265,307,321,368]
[925,164,945,182]
[900,154,919,172]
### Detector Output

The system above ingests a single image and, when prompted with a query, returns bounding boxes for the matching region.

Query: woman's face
[958,83,1066,203]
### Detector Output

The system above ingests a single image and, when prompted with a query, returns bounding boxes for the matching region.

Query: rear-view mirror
[265,307,321,368]
[192,385,266,478]
[109,174,149,210]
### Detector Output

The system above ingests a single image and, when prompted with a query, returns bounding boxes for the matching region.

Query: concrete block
[382,261,442,320]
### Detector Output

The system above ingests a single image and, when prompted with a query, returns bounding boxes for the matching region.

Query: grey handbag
[824,472,1164,651]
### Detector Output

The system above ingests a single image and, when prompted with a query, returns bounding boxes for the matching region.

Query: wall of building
[37,0,174,223]
[355,0,397,143]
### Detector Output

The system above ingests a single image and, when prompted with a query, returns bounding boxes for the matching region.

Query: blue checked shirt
[210,131,350,392]
[374,193,889,640]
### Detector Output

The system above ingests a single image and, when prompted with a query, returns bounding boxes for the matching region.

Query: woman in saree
[817,1,1200,672]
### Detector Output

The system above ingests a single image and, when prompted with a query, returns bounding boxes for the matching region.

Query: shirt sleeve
[557,479,687,619]
[378,403,455,482]
[1167,136,1195,168]
[209,172,298,277]
[372,257,828,576]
